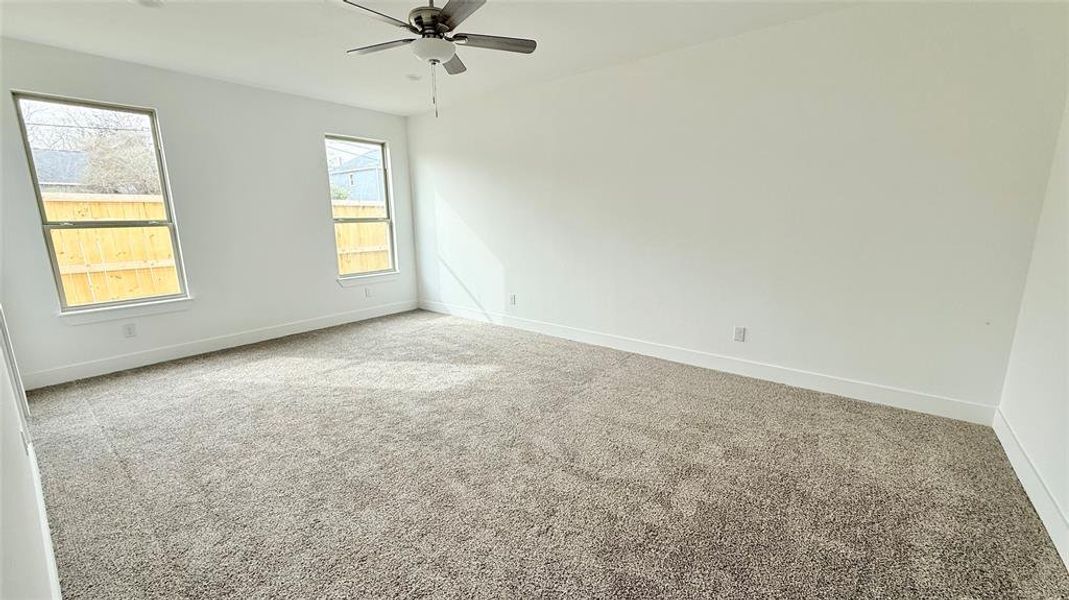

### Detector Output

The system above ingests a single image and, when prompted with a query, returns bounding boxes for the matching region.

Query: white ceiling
[0,1,841,116]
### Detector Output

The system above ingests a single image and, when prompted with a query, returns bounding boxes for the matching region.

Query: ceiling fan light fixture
[341,0,537,116]
[410,37,456,64]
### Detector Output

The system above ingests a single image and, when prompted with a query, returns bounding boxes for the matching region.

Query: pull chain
[431,61,439,118]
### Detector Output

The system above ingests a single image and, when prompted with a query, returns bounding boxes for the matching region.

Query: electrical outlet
[733,326,747,343]
[508,294,517,306]
[122,323,138,338]
[365,287,375,298]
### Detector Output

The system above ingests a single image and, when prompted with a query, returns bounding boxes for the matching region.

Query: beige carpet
[27,310,1068,598]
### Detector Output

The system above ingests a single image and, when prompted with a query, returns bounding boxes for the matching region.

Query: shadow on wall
[432,189,507,319]
[439,259,492,319]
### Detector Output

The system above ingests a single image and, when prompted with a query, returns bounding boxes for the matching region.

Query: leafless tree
[23,100,161,195]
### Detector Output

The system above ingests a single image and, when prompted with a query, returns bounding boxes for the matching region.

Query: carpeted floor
[27,310,1068,598]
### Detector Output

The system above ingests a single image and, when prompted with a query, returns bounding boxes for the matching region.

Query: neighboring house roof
[329,152,381,175]
[31,148,87,185]
[329,152,383,203]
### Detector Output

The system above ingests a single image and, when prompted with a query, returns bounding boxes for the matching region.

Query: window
[13,93,188,310]
[323,135,396,277]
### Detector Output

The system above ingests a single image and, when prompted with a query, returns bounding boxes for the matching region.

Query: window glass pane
[19,98,165,222]
[334,222,392,276]
[325,137,387,219]
[49,226,181,306]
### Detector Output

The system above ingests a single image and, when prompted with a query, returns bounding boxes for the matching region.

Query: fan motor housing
[409,6,447,35]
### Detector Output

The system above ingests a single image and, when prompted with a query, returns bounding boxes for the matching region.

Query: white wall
[1,39,419,387]
[996,91,1069,566]
[1,25,61,600]
[409,3,1068,424]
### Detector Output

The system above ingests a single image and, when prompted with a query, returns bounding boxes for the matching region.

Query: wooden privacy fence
[41,194,391,307]
[332,202,392,275]
[43,193,180,306]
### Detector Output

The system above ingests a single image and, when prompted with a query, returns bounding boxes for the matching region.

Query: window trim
[12,90,191,313]
[323,133,398,280]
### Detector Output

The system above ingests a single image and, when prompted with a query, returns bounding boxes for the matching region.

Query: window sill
[337,271,400,288]
[58,296,193,325]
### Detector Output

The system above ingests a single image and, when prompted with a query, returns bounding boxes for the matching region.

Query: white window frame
[12,91,191,313]
[324,134,398,280]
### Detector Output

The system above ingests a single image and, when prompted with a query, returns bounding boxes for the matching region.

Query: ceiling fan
[340,0,537,115]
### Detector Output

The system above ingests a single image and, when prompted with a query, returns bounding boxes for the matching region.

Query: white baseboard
[419,300,995,425]
[22,300,419,390]
[993,409,1069,572]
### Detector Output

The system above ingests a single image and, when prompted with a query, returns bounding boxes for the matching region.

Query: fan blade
[452,33,536,54]
[347,39,415,55]
[442,54,467,75]
[339,0,416,32]
[440,0,485,30]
